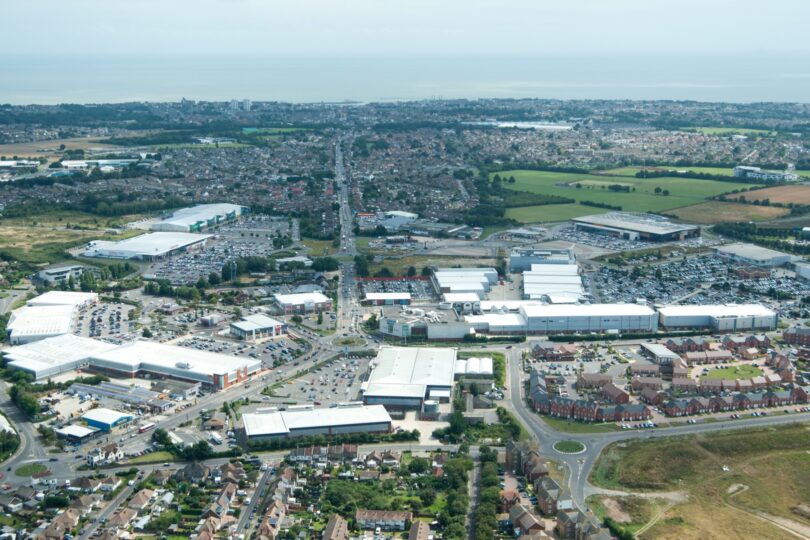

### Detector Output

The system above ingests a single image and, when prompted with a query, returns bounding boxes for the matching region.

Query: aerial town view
[0,2,808,540]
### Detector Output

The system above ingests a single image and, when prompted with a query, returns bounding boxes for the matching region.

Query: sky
[2,0,810,104]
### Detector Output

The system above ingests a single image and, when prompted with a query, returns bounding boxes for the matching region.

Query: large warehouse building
[229,314,287,341]
[84,232,211,261]
[4,334,117,379]
[509,247,574,272]
[4,336,261,390]
[81,408,133,432]
[657,304,777,331]
[151,203,247,233]
[572,212,699,242]
[714,243,799,268]
[7,291,98,345]
[467,303,659,335]
[522,264,584,302]
[432,268,498,299]
[362,347,457,410]
[240,404,392,443]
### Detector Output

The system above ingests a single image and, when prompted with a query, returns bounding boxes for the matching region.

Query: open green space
[151,142,250,149]
[690,127,776,136]
[15,463,48,477]
[587,495,665,536]
[505,203,601,223]
[603,166,735,177]
[553,440,585,453]
[539,416,619,433]
[128,451,175,464]
[242,127,306,134]
[590,422,810,540]
[700,364,763,380]
[496,170,757,217]
[301,237,339,256]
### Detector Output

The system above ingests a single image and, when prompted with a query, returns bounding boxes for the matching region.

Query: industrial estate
[0,90,809,540]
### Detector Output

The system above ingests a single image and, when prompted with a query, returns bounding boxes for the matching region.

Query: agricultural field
[668,201,790,224]
[0,137,120,158]
[701,364,763,380]
[737,184,810,205]
[495,170,756,224]
[590,423,810,540]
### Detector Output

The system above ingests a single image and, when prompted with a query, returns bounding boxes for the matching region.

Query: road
[78,483,135,540]
[237,467,275,533]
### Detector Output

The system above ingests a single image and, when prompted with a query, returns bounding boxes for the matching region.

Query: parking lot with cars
[75,302,137,340]
[359,277,436,300]
[268,354,372,406]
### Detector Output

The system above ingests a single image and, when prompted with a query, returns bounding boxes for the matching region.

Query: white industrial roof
[657,304,776,318]
[640,343,679,358]
[7,305,75,338]
[27,291,98,307]
[364,292,411,300]
[85,232,211,258]
[89,340,261,377]
[274,292,331,306]
[442,293,481,303]
[54,424,98,438]
[480,300,542,311]
[81,407,132,426]
[5,334,118,373]
[364,347,457,399]
[242,404,392,437]
[466,313,527,327]
[151,203,243,230]
[231,314,284,332]
[529,264,579,275]
[523,275,582,284]
[521,303,656,318]
[715,243,797,262]
[573,212,698,235]
[455,357,494,376]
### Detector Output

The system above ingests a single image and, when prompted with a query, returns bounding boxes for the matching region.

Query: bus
[138,422,156,434]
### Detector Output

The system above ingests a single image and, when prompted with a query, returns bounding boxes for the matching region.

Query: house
[257,500,286,540]
[69,494,97,513]
[364,450,400,469]
[355,510,412,531]
[671,358,689,380]
[639,387,664,406]
[700,379,724,394]
[218,462,246,484]
[600,383,629,404]
[523,455,549,482]
[203,412,227,431]
[556,509,611,540]
[70,476,101,493]
[108,508,138,529]
[741,347,759,360]
[613,404,651,421]
[630,376,663,392]
[175,462,211,484]
[500,489,520,512]
[576,373,611,389]
[328,444,359,463]
[322,514,349,540]
[408,521,431,540]
[505,440,539,473]
[550,397,575,418]
[629,363,660,377]
[663,399,689,417]
[672,378,698,393]
[151,469,174,486]
[665,337,710,353]
[0,494,22,513]
[532,342,578,361]
[87,443,124,467]
[509,504,545,535]
[128,489,155,510]
[535,477,568,516]
[99,476,122,492]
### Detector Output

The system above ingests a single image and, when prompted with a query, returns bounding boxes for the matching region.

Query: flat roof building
[54,424,101,443]
[363,347,457,409]
[572,212,699,242]
[7,304,77,345]
[229,314,287,341]
[151,203,246,233]
[88,340,261,390]
[509,247,574,272]
[640,343,680,365]
[84,232,211,261]
[362,292,411,306]
[81,408,133,432]
[432,268,498,299]
[241,404,392,442]
[4,334,118,379]
[714,243,799,267]
[274,292,333,314]
[658,304,777,332]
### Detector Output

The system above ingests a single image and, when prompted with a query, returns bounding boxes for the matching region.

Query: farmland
[590,423,810,540]
[737,184,810,205]
[668,201,790,224]
[495,169,757,224]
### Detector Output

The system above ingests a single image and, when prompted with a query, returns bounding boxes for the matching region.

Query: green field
[553,440,585,453]
[151,142,250,149]
[539,416,619,433]
[15,463,48,477]
[129,451,175,464]
[496,170,756,224]
[242,127,305,134]
[505,203,601,223]
[701,364,763,380]
[302,237,339,256]
[603,166,735,177]
[690,127,776,136]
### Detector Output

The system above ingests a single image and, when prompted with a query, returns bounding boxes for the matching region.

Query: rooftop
[81,408,132,426]
[5,334,118,372]
[572,212,698,235]
[274,292,331,306]
[85,232,212,258]
[7,304,75,339]
[658,304,776,318]
[242,404,392,437]
[152,203,244,230]
[26,291,97,307]
[715,243,797,262]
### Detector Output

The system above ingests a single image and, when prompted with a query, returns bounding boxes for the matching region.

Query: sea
[2,54,809,105]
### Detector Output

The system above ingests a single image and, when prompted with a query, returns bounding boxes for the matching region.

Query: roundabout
[553,440,586,454]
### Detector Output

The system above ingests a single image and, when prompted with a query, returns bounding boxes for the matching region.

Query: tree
[142,328,153,338]
[208,272,221,286]
[406,266,417,277]
[317,311,323,325]
[408,457,430,475]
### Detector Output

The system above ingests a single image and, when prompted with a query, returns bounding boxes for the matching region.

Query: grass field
[553,440,585,453]
[603,166,735,177]
[151,142,250,149]
[15,463,48,477]
[242,127,306,135]
[590,423,810,539]
[587,495,665,536]
[505,203,603,223]
[496,170,756,221]
[701,364,763,380]
[368,256,496,277]
[302,237,339,256]
[690,127,776,136]
[737,184,810,205]
[539,416,619,433]
[129,451,175,464]
[668,201,790,224]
